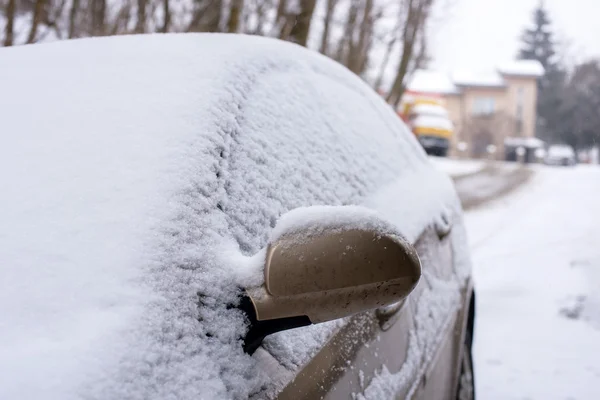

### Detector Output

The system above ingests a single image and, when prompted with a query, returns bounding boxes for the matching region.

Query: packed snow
[467,165,600,399]
[453,69,506,88]
[547,144,576,158]
[410,114,453,131]
[407,69,459,94]
[409,103,450,118]
[428,156,486,178]
[0,33,462,399]
[497,59,545,77]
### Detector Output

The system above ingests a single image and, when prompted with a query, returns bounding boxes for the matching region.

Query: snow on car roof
[547,144,576,157]
[0,33,458,399]
[410,103,449,118]
[410,114,453,131]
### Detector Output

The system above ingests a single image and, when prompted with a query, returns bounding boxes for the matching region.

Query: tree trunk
[161,0,171,32]
[386,0,429,107]
[4,0,16,46]
[27,0,46,44]
[227,0,242,33]
[91,0,107,36]
[135,0,147,33]
[110,2,132,35]
[275,0,292,39]
[68,0,80,38]
[204,0,223,32]
[319,0,337,54]
[374,31,399,90]
[336,1,358,63]
[352,0,373,75]
[288,0,317,46]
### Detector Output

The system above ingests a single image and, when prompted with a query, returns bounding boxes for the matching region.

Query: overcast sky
[428,0,600,74]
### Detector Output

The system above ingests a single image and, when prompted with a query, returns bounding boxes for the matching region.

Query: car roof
[0,34,458,399]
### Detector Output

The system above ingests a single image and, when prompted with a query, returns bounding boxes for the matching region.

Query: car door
[269,221,469,400]
[219,55,468,398]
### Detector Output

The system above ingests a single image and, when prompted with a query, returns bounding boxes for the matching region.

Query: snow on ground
[466,165,600,399]
[428,156,486,178]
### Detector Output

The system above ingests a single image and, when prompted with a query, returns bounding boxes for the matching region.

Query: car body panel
[1,34,473,400]
[269,225,472,399]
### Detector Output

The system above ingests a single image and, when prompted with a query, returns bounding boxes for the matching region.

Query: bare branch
[319,0,338,54]
[27,0,47,44]
[4,0,16,46]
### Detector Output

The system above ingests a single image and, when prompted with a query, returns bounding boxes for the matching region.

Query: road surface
[465,165,600,400]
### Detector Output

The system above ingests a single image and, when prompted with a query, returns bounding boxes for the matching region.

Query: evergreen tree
[519,2,557,73]
[518,1,565,142]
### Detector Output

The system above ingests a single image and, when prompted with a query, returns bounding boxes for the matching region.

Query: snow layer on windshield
[0,33,459,399]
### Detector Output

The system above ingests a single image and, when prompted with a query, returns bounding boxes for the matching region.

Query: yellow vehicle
[400,93,454,157]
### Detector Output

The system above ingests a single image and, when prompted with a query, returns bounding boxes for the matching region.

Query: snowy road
[466,165,600,399]
[454,164,532,210]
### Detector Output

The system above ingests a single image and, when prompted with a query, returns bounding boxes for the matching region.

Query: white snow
[409,103,449,118]
[547,144,576,158]
[410,114,453,131]
[498,59,545,77]
[505,136,545,148]
[453,69,506,88]
[269,205,408,243]
[0,33,461,399]
[408,69,459,94]
[428,156,486,178]
[467,165,600,399]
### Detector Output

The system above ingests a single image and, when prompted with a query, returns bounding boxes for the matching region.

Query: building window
[472,97,495,116]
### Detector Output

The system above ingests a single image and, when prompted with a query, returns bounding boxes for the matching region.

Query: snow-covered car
[0,34,475,400]
[545,144,577,166]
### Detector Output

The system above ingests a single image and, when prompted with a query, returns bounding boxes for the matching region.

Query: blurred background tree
[518,1,600,150]
[0,0,434,104]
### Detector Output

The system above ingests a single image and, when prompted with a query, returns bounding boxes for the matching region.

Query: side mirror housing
[242,206,421,354]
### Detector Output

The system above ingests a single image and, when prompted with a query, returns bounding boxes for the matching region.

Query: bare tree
[335,0,358,62]
[227,0,243,32]
[204,0,223,32]
[373,20,402,90]
[347,0,375,75]
[274,0,293,39]
[91,0,107,36]
[110,1,133,35]
[135,0,147,33]
[27,0,47,44]
[287,0,316,46]
[161,0,171,32]
[188,0,223,32]
[67,0,80,38]
[319,0,338,54]
[386,0,432,107]
[4,0,16,46]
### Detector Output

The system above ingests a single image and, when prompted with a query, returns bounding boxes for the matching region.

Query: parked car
[0,34,475,400]
[545,144,577,166]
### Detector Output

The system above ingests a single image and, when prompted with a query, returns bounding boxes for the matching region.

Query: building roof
[497,60,545,78]
[408,70,459,94]
[452,70,506,88]
[408,59,545,95]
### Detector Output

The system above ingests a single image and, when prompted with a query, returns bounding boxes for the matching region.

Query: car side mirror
[241,207,421,354]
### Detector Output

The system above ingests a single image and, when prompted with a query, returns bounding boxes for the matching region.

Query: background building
[408,60,544,160]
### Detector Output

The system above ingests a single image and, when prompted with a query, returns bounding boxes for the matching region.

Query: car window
[219,63,426,369]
